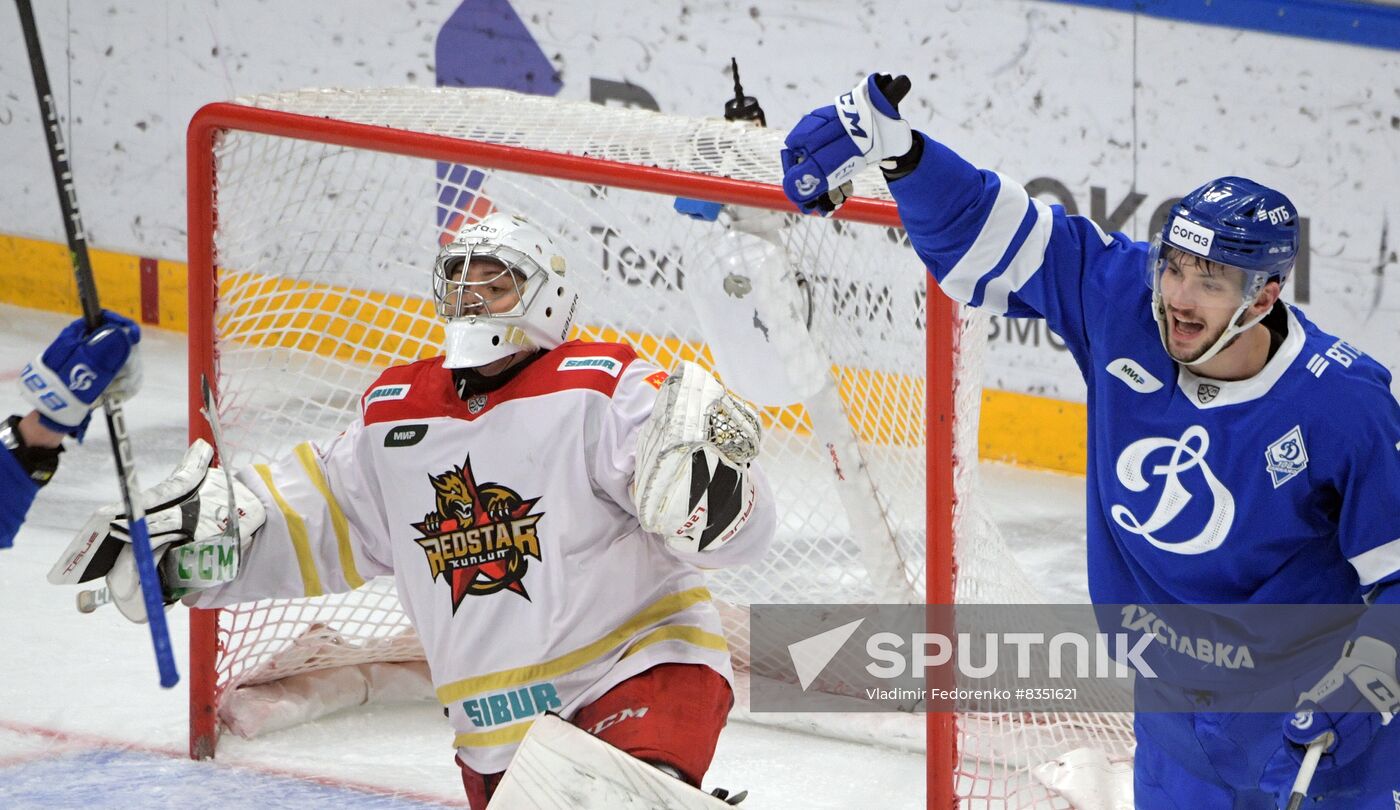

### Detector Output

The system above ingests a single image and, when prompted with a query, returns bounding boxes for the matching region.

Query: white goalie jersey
[189,340,775,774]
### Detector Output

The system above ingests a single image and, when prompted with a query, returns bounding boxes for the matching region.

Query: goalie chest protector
[341,341,731,773]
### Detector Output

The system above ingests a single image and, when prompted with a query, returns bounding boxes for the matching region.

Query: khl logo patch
[1265,425,1308,488]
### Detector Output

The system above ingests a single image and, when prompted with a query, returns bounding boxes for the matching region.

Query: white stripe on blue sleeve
[1350,535,1400,587]
[938,172,1032,309]
[978,196,1055,314]
[1084,217,1115,248]
[940,172,1069,315]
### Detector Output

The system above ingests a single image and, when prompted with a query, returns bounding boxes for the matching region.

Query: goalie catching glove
[633,361,762,554]
[48,439,265,622]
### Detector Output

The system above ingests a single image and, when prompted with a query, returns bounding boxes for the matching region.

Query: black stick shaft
[14,0,100,329]
[14,0,179,689]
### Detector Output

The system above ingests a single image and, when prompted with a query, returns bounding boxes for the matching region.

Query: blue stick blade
[126,517,180,688]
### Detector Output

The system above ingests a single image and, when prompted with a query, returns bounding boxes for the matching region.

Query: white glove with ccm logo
[632,362,762,554]
[48,439,264,622]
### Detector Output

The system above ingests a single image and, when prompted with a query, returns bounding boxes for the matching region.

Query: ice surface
[0,303,1089,809]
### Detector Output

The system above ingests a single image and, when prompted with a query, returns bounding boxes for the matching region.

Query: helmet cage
[432,212,580,369]
[433,242,546,320]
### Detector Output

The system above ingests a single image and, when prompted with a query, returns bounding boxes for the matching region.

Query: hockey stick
[15,0,178,688]
[198,374,242,550]
[1284,734,1331,810]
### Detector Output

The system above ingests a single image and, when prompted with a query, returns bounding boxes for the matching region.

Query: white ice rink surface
[0,303,1088,809]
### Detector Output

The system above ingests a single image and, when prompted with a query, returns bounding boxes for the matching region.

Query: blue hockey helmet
[1147,177,1299,367]
[1160,176,1299,281]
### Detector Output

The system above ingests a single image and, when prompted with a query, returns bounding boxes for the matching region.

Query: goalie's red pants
[456,663,733,809]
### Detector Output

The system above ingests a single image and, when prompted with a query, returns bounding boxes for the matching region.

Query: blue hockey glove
[780,73,914,216]
[1282,636,1400,771]
[19,310,142,439]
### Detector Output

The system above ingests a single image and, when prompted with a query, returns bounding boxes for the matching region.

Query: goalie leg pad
[486,712,741,810]
[634,361,762,554]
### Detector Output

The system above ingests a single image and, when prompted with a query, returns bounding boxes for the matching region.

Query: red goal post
[183,87,1037,808]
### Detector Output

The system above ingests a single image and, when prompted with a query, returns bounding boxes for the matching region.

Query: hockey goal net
[186,87,1130,807]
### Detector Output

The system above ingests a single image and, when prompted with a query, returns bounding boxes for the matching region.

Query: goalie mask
[1147,176,1298,367]
[433,213,580,369]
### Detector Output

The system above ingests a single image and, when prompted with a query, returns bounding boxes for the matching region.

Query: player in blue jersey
[2,311,141,548]
[780,74,1400,807]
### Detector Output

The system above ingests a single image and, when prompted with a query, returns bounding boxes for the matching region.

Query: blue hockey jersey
[891,133,1400,612]
[1,444,39,548]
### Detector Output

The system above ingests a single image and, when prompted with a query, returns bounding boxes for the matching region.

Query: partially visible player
[2,311,141,548]
[780,74,1400,806]
[56,213,771,807]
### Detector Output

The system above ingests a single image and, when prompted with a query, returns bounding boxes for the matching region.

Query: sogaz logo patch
[385,424,428,447]
[1167,216,1214,254]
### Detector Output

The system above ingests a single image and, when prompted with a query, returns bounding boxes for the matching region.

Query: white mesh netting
[192,87,1131,805]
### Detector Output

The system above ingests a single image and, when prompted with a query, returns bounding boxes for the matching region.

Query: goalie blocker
[48,439,264,622]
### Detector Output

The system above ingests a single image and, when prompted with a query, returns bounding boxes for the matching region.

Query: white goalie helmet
[433,213,580,368]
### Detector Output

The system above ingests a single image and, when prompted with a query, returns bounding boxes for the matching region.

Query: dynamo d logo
[1111,425,1235,555]
[68,363,97,392]
[414,456,545,612]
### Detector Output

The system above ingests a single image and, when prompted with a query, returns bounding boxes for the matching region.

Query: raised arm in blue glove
[780,73,918,215]
[3,311,142,548]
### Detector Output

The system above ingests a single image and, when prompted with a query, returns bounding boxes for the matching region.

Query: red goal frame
[185,101,959,808]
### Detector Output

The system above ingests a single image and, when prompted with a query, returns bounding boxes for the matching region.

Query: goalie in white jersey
[56,212,775,807]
